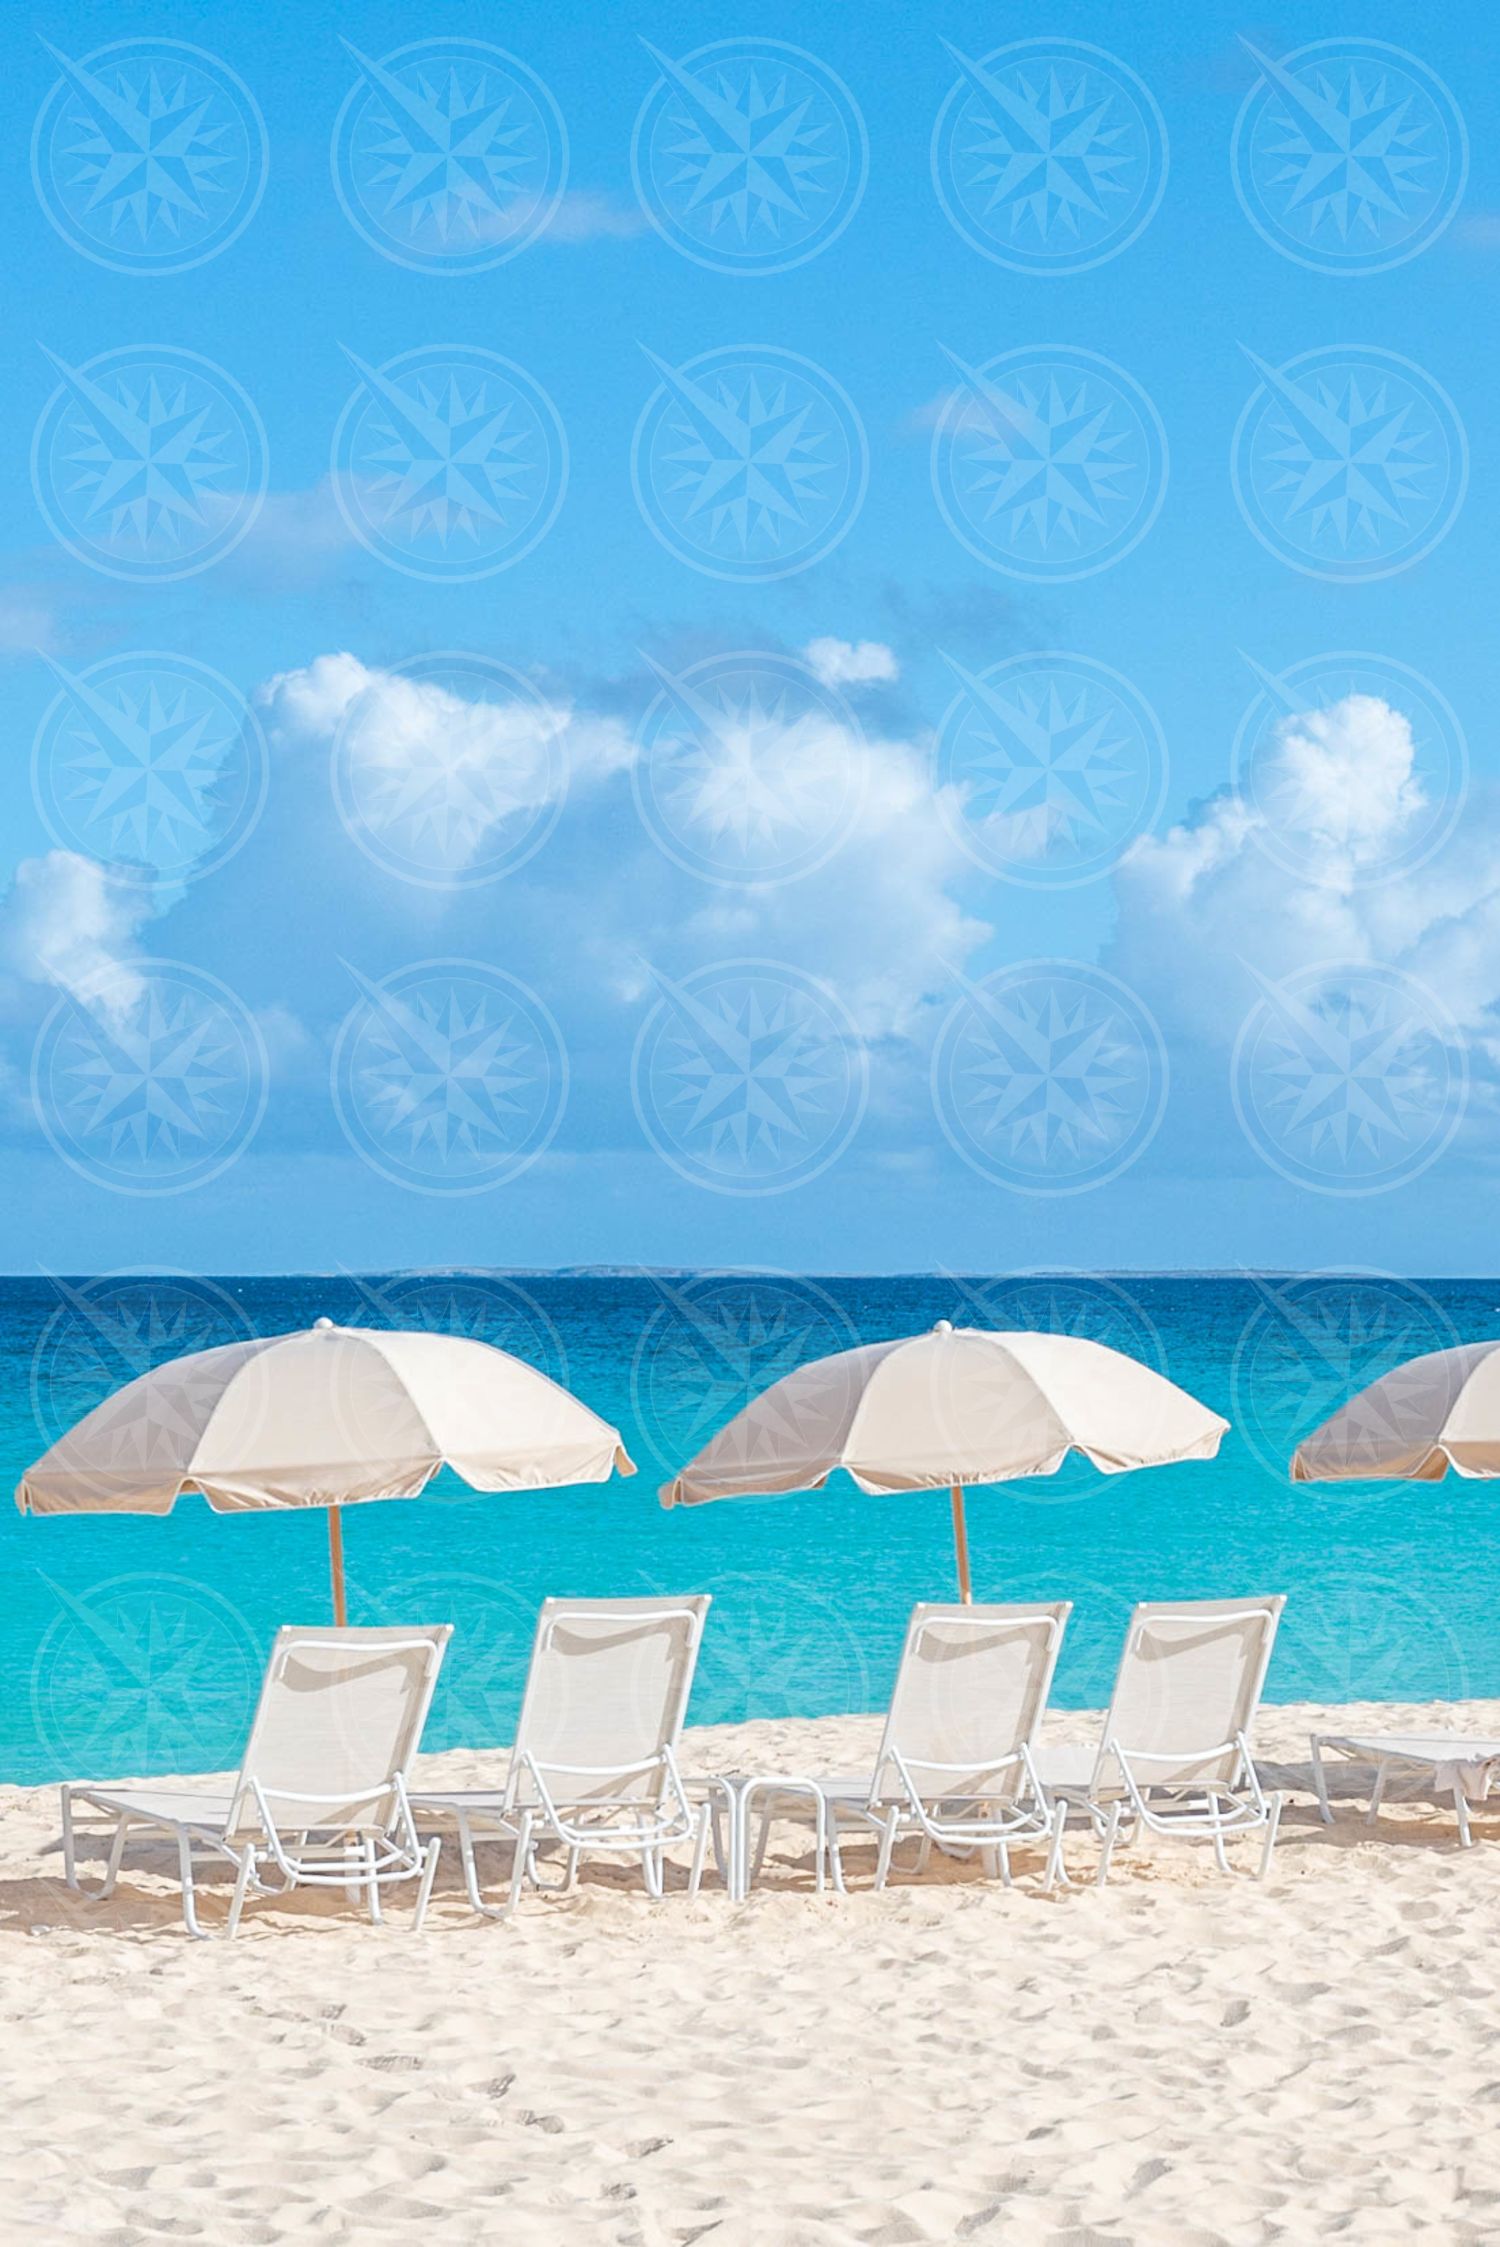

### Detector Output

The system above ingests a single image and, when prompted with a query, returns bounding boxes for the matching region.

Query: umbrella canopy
[661,1320,1227,1600]
[18,1318,635,1621]
[1291,1343,1500,1483]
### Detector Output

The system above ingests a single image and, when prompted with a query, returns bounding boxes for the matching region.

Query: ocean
[2,1269,1495,1786]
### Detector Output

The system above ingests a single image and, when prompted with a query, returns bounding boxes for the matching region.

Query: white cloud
[258,652,635,877]
[540,189,648,243]
[1110,693,1500,1045]
[1,852,151,1019]
[802,637,899,691]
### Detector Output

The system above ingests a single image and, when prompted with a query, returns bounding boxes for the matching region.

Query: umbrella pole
[949,1484,972,1604]
[328,1505,347,1627]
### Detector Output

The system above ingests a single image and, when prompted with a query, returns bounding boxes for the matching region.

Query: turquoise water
[4,1270,1498,1786]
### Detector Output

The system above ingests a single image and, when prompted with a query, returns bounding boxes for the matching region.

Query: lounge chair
[1309,1731,1500,1847]
[736,1602,1071,1898]
[59,1624,452,1938]
[1036,1597,1286,1884]
[411,1595,711,1915]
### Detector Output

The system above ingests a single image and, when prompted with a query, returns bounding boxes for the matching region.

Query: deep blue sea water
[3,1269,1498,1786]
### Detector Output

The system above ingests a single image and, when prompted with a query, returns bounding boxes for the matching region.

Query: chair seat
[1032,1743,1098,1795]
[70,1786,236,1831]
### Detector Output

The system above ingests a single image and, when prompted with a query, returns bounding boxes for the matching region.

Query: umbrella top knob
[314,1317,335,1331]
[933,1318,954,1335]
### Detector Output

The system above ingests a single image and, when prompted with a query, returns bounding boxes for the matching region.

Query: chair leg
[826,1808,847,1897]
[1309,1738,1335,1826]
[874,1807,901,1891]
[688,1805,711,1898]
[413,1838,441,1930]
[365,1840,384,1925]
[1367,1763,1389,1825]
[1096,1802,1123,1889]
[226,1846,257,1938]
[1454,1785,1474,1849]
[1258,1793,1284,1881]
[60,1791,77,1889]
[507,1813,533,1914]
[98,1818,130,1902]
[178,1834,208,1941]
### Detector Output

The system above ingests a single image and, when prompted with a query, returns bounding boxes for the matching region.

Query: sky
[0,0,1496,1275]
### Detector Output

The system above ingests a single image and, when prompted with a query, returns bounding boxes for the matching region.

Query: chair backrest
[870,1601,1070,1806]
[228,1624,451,1838]
[1095,1596,1285,1790]
[507,1596,709,1808]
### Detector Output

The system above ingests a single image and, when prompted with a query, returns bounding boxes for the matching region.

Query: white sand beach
[4,1697,1500,2245]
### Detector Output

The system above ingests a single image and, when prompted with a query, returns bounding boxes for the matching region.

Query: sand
[3,1698,1500,2244]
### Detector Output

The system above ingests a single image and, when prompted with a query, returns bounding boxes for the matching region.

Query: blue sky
[0,0,1496,1274]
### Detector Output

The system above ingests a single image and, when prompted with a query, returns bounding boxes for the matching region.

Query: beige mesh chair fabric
[60,1624,452,1938]
[741,1602,1071,1897]
[411,1597,711,1914]
[1036,1598,1286,1884]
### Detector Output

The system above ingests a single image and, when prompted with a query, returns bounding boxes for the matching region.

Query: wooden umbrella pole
[949,1484,973,1604]
[328,1504,347,1627]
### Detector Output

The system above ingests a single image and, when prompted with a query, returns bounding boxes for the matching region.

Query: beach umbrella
[660,1319,1227,1600]
[17,1318,635,1623]
[1291,1343,1500,1483]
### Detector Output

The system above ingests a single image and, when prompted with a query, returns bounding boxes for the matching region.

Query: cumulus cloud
[1,851,152,1019]
[802,637,899,691]
[1110,692,1500,1045]
[258,652,634,879]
